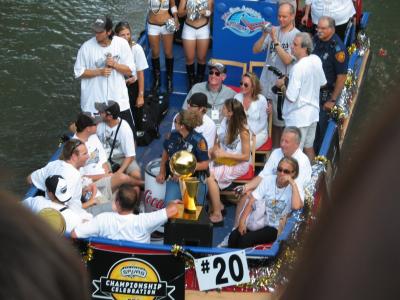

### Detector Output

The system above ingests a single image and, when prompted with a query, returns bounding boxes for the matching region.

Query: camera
[266,65,288,94]
[81,191,92,203]
[262,22,272,34]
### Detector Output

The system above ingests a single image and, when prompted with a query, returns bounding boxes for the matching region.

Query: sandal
[209,214,224,227]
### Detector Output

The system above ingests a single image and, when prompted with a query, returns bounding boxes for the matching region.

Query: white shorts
[112,158,141,175]
[182,22,210,40]
[298,122,317,149]
[147,22,171,36]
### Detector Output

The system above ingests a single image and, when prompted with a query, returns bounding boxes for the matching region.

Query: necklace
[272,180,288,206]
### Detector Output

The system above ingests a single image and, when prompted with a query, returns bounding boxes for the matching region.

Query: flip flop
[209,215,224,227]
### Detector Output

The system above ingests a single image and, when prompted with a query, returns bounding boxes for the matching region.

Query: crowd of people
[23,0,356,249]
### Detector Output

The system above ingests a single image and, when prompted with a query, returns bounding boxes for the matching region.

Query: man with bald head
[313,16,349,152]
[253,2,299,148]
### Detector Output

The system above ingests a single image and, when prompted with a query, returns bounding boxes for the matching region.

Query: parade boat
[25,0,371,299]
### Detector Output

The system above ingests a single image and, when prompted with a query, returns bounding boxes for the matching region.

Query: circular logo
[104,258,162,300]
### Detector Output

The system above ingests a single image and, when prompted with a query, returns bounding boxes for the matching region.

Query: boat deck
[135,42,236,247]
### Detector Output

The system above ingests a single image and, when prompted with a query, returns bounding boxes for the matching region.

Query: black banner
[87,248,185,299]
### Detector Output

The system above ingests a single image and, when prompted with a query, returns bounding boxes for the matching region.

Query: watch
[274,42,280,47]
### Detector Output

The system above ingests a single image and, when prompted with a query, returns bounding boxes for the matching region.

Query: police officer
[156,109,209,205]
[313,16,348,152]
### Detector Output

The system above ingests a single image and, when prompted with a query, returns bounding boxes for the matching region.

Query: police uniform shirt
[313,33,348,89]
[163,130,209,177]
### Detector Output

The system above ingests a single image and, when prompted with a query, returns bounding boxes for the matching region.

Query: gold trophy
[170,150,201,217]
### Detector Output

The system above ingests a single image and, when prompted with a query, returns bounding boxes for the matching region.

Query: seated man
[27,139,112,216]
[22,175,92,233]
[233,126,311,229]
[73,112,142,198]
[96,101,143,183]
[27,139,95,214]
[182,61,236,127]
[172,93,217,149]
[71,184,180,243]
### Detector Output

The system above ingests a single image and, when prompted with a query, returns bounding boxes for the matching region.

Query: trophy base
[173,204,202,221]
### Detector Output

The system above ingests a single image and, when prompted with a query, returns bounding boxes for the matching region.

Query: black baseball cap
[95,100,120,118]
[188,93,211,108]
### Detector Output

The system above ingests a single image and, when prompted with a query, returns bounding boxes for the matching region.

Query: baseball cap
[187,92,211,108]
[92,16,108,33]
[95,100,120,118]
[75,112,102,132]
[207,60,226,73]
[45,175,72,203]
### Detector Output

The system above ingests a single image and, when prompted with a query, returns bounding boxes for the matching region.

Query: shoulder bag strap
[108,119,123,161]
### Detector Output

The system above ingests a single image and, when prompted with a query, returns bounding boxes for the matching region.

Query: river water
[0,0,398,195]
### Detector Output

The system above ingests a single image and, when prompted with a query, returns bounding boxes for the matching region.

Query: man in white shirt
[301,0,356,40]
[253,2,299,148]
[276,32,327,160]
[27,139,98,215]
[172,93,217,149]
[74,16,136,131]
[96,101,143,184]
[71,184,180,243]
[74,112,143,197]
[23,175,92,233]
[233,126,311,227]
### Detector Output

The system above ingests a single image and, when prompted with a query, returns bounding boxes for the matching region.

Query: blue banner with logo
[212,0,278,62]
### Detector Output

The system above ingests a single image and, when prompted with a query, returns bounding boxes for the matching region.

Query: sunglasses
[240,81,249,88]
[209,70,221,77]
[188,102,199,108]
[277,167,293,175]
[70,139,83,153]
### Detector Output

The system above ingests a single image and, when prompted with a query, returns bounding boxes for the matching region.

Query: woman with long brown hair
[234,72,269,149]
[207,98,251,225]
[115,21,149,109]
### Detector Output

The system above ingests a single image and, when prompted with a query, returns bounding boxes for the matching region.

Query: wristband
[139,92,144,96]
[205,9,211,17]
[170,6,178,14]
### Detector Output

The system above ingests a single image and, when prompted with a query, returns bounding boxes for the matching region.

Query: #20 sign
[194,250,250,291]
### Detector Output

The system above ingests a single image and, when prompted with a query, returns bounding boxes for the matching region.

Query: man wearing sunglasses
[253,2,299,148]
[312,16,348,153]
[183,61,236,127]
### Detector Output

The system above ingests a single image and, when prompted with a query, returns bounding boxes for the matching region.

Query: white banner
[194,250,250,291]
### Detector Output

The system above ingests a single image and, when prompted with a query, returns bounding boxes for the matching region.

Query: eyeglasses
[240,81,249,88]
[209,70,221,77]
[277,167,293,175]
